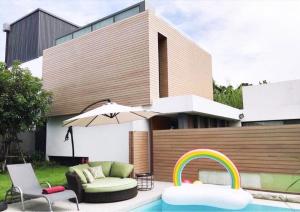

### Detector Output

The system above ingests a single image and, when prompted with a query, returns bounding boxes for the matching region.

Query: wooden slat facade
[149,10,213,100]
[129,131,149,174]
[153,124,300,182]
[43,10,213,116]
[43,12,151,116]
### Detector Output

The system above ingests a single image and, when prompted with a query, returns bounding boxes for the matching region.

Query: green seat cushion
[88,161,113,177]
[110,162,134,178]
[82,177,137,193]
[69,164,90,184]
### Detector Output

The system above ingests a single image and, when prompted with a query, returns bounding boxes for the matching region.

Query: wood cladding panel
[43,10,215,116]
[153,125,300,182]
[149,11,213,100]
[129,131,149,174]
[43,12,151,116]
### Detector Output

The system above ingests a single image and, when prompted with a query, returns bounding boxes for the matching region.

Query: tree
[213,81,244,109]
[213,81,268,109]
[0,61,52,167]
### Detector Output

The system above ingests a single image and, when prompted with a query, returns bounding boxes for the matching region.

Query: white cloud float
[162,183,253,210]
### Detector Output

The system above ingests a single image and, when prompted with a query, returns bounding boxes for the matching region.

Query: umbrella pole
[64,126,75,164]
[70,126,75,159]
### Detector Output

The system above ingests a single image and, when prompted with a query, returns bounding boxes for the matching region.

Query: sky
[0,0,300,86]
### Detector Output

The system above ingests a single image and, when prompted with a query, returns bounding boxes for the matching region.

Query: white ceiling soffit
[148,95,242,121]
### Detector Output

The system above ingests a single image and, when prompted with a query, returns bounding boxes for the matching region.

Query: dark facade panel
[5,9,79,67]
[6,11,39,67]
[38,11,78,55]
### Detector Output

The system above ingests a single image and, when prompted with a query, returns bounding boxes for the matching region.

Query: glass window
[55,34,72,45]
[92,17,114,30]
[114,6,140,22]
[73,26,92,39]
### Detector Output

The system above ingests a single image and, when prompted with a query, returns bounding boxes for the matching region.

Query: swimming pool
[133,199,300,212]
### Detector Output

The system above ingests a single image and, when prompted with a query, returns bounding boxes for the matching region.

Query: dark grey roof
[9,8,80,28]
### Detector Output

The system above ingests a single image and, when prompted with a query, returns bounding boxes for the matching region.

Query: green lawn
[0,165,68,201]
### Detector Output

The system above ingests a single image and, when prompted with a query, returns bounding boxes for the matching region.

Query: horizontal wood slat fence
[153,125,300,182]
[129,131,149,174]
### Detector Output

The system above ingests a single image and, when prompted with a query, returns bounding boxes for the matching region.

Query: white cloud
[152,0,300,86]
[1,0,300,86]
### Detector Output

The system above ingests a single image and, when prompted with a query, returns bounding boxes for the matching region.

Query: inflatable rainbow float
[162,149,253,210]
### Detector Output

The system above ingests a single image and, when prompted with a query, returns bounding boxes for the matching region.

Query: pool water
[133,200,300,212]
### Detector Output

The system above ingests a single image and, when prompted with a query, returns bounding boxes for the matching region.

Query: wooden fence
[129,131,149,174]
[153,124,300,182]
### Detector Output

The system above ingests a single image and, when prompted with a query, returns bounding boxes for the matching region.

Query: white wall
[242,79,300,122]
[46,116,149,162]
[20,56,43,78]
[46,94,244,162]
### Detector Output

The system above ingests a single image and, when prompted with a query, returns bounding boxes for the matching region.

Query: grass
[0,165,68,201]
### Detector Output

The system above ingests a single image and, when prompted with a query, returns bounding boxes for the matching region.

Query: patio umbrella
[62,101,158,162]
[63,102,158,127]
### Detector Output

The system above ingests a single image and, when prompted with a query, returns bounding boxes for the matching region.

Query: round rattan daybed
[66,161,138,203]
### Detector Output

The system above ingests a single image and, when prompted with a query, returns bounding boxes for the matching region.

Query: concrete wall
[46,116,149,162]
[242,80,300,122]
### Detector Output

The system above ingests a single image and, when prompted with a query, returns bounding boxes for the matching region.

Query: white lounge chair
[6,163,79,211]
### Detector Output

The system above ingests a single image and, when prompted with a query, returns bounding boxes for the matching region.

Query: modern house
[3,2,300,202]
[3,1,242,165]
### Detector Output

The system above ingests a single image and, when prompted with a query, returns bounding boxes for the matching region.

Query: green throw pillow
[88,161,113,177]
[83,169,95,183]
[73,168,87,184]
[69,164,89,184]
[88,166,105,179]
[110,162,134,178]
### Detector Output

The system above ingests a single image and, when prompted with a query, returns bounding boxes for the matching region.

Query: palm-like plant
[213,81,245,109]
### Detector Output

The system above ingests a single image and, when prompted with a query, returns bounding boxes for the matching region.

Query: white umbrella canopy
[63,102,158,127]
